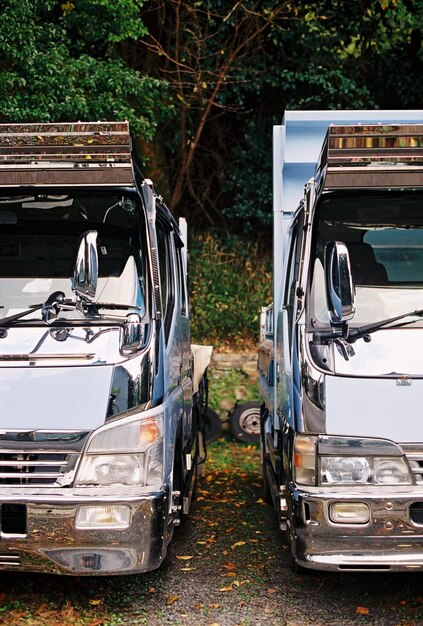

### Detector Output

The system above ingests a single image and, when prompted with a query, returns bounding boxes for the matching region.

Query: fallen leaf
[219,585,234,592]
[356,607,369,615]
[176,555,193,560]
[399,600,408,606]
[267,588,277,594]
[180,567,197,571]
[231,541,246,549]
[148,586,157,593]
[208,603,220,608]
[166,594,180,605]
[89,599,102,606]
[223,562,237,570]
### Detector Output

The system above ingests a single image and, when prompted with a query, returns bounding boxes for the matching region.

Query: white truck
[0,121,212,575]
[259,110,423,572]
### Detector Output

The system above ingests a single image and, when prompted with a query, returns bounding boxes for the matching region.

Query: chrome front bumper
[288,485,423,572]
[0,490,168,575]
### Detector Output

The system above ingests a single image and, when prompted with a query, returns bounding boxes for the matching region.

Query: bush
[189,231,272,350]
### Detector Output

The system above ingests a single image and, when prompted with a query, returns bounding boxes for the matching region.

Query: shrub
[189,231,272,350]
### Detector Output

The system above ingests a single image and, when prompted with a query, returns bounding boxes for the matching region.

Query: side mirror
[72,230,98,302]
[324,241,355,324]
[122,313,143,354]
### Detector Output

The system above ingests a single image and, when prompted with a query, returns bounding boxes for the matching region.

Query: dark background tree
[138,0,423,233]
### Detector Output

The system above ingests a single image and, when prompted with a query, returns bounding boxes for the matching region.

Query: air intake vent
[0,448,79,486]
[400,443,423,484]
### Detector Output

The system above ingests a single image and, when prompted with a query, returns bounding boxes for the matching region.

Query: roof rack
[317,124,423,191]
[0,122,135,187]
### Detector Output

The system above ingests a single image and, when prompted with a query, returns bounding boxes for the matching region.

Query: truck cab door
[156,213,193,449]
[276,211,304,431]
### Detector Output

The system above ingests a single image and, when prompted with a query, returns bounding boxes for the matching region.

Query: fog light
[329,502,370,524]
[76,505,131,529]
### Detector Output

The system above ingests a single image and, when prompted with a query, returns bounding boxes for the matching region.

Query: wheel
[230,401,261,443]
[203,407,222,444]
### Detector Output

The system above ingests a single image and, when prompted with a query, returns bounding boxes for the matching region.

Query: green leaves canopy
[0,0,171,138]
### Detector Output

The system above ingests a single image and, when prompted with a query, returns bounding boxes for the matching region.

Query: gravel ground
[1,438,423,625]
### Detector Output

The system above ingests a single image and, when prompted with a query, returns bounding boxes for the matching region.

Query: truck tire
[230,401,261,443]
[203,407,222,444]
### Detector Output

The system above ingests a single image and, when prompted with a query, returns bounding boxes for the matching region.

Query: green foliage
[189,231,272,349]
[0,0,171,138]
[207,368,259,414]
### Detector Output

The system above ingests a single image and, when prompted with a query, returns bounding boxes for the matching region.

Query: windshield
[309,190,423,326]
[0,190,147,321]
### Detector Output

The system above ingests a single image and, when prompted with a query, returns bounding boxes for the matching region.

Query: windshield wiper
[348,309,423,342]
[0,291,144,328]
[312,308,423,346]
[0,305,43,328]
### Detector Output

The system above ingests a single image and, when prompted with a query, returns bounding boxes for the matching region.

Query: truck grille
[0,448,80,486]
[400,444,423,484]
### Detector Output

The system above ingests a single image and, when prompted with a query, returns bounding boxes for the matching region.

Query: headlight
[373,458,410,485]
[322,456,370,484]
[317,436,413,486]
[75,413,163,487]
[320,456,411,485]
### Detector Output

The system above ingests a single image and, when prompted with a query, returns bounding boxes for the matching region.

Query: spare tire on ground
[229,401,261,444]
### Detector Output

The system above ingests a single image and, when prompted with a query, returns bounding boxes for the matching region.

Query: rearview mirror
[324,241,355,325]
[72,230,98,302]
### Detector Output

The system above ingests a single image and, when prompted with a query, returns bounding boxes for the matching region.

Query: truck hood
[325,374,423,443]
[0,365,113,431]
[333,327,423,376]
